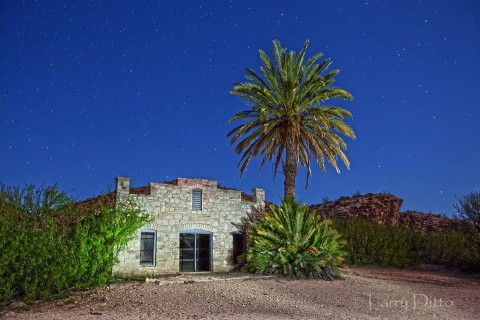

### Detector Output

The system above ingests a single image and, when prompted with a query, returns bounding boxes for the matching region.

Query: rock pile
[310,193,475,233]
[310,193,403,225]
[399,211,476,233]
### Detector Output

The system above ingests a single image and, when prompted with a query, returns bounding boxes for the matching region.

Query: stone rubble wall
[113,177,264,276]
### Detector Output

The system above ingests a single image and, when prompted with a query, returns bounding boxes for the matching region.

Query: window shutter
[192,188,202,211]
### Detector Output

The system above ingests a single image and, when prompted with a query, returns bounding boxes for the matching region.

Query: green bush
[333,217,480,272]
[245,199,345,280]
[333,218,427,268]
[424,230,480,272]
[0,183,150,307]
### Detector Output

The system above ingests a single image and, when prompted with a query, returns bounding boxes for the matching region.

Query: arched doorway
[179,230,212,272]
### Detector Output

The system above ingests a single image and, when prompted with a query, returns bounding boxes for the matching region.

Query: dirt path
[2,267,479,320]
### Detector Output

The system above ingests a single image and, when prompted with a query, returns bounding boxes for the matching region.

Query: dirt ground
[2,267,479,320]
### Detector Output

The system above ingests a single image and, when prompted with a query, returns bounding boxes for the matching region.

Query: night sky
[2,1,479,215]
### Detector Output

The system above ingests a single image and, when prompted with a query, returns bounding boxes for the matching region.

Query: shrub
[454,191,480,230]
[334,217,480,272]
[245,199,345,280]
[333,218,427,268]
[424,230,480,272]
[0,183,150,307]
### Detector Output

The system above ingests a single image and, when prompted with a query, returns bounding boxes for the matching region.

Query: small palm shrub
[245,199,345,280]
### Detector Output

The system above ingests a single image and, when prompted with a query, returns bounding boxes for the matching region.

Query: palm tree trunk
[283,143,297,201]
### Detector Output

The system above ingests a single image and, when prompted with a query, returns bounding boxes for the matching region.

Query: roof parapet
[115,176,131,195]
[252,188,265,207]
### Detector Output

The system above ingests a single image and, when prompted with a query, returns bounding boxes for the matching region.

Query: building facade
[112,176,265,275]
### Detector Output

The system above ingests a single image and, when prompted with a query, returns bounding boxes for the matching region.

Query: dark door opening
[232,232,246,264]
[179,232,212,272]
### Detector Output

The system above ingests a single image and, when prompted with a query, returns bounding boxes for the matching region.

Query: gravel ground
[2,267,479,320]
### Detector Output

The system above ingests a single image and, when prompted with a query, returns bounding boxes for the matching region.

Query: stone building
[112,176,265,275]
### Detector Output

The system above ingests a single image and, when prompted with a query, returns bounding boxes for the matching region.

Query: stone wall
[113,177,264,276]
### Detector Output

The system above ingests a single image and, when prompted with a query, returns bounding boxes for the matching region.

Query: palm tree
[228,39,355,200]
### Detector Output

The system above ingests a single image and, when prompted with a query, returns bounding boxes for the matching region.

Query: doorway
[232,232,246,264]
[179,231,212,272]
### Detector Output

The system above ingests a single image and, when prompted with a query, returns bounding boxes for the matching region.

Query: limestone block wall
[112,177,264,275]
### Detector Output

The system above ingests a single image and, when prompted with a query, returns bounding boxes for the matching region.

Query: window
[192,188,202,211]
[140,230,156,266]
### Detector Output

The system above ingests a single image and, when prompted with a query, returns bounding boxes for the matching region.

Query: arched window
[192,188,202,211]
